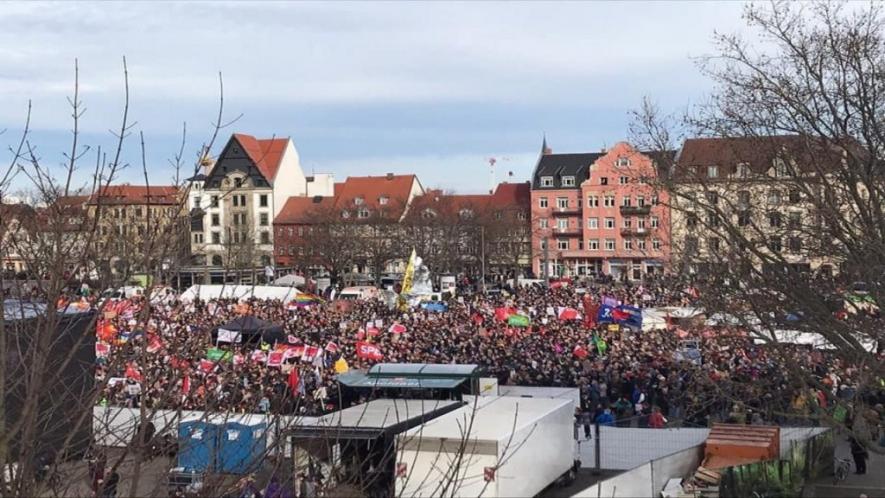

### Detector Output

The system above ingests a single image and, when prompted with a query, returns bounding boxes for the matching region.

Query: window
[562,176,575,187]
[588,217,598,229]
[788,212,801,229]
[604,239,615,251]
[539,239,547,250]
[768,236,782,252]
[604,217,615,229]
[341,210,350,219]
[232,213,241,226]
[260,231,270,244]
[557,218,568,230]
[707,165,719,178]
[735,163,750,178]
[600,177,608,186]
[652,238,661,251]
[622,196,631,207]
[648,217,658,229]
[769,212,782,228]
[259,194,268,207]
[619,176,629,185]
[788,189,801,204]
[637,239,646,251]
[234,177,243,188]
[651,195,659,206]
[588,239,599,250]
[208,213,218,227]
[685,237,698,254]
[557,239,569,250]
[775,159,790,177]
[738,211,751,227]
[788,236,802,253]
[238,194,246,206]
[768,189,782,205]
[134,207,142,218]
[193,233,203,244]
[539,218,548,229]
[587,196,599,207]
[616,157,631,168]
[354,196,364,206]
[211,232,220,244]
[623,218,632,229]
[211,195,219,208]
[517,211,527,220]
[705,191,719,205]
[379,196,389,205]
[708,237,720,252]
[603,195,615,207]
[637,196,645,207]
[260,213,269,226]
[638,218,647,229]
[358,208,370,219]
[556,197,569,209]
[686,213,698,228]
[539,197,548,208]
[193,196,201,209]
[296,227,302,236]
[624,239,633,251]
[707,211,720,227]
[494,212,502,220]
[738,190,750,208]
[212,255,223,266]
[541,176,554,187]
[233,232,241,244]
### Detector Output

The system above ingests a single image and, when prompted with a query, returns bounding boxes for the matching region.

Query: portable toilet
[178,421,218,472]
[217,421,267,474]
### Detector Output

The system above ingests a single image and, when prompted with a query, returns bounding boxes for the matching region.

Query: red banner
[356,341,384,361]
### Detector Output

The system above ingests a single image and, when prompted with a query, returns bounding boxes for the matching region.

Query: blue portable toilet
[178,421,218,472]
[217,421,267,474]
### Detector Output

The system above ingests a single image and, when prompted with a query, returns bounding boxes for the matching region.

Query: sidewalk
[805,434,885,498]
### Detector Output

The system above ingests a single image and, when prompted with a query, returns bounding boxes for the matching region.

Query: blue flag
[614,305,643,329]
[597,305,614,324]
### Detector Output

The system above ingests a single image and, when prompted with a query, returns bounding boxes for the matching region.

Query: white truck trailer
[395,395,577,498]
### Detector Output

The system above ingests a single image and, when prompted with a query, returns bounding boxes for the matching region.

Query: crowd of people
[86,276,883,439]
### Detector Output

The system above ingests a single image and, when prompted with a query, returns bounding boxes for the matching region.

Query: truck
[395,395,577,498]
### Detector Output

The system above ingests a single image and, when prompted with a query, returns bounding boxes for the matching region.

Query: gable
[204,135,273,189]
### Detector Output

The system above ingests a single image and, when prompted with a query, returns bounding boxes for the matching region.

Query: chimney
[386,173,394,180]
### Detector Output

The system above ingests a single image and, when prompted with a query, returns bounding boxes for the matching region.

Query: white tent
[641,307,705,331]
[272,274,306,288]
[179,285,302,303]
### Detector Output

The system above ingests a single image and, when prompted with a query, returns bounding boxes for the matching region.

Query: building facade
[187,133,333,274]
[531,141,669,280]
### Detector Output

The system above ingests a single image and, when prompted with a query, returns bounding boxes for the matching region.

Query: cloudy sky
[0,1,747,193]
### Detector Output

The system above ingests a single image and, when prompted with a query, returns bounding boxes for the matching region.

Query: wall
[572,463,653,498]
[649,445,704,496]
[271,141,306,216]
[580,427,710,470]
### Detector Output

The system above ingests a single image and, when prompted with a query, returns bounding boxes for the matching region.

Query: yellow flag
[398,248,417,310]
[334,357,349,374]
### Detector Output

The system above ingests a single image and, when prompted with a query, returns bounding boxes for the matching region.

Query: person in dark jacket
[850,436,868,474]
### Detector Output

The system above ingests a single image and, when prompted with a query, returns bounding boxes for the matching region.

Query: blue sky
[0,1,746,194]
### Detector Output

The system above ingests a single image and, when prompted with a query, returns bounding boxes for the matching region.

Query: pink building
[531,141,670,280]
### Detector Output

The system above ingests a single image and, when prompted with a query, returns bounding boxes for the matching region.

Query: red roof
[490,181,530,207]
[333,174,418,214]
[232,133,289,182]
[88,185,179,205]
[275,196,333,224]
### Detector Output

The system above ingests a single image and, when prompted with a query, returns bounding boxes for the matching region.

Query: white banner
[217,329,242,343]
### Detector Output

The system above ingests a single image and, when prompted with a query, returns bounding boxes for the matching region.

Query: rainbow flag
[288,293,324,309]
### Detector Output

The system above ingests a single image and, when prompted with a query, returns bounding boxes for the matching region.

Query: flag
[302,345,321,363]
[267,351,284,367]
[494,307,516,322]
[325,341,340,353]
[573,345,588,359]
[206,347,230,362]
[287,334,299,344]
[199,359,215,373]
[124,363,143,381]
[283,345,304,360]
[181,375,191,394]
[334,357,349,373]
[356,341,384,361]
[288,367,301,396]
[614,305,643,329]
[251,350,268,363]
[507,314,530,327]
[233,353,245,365]
[597,305,614,324]
[594,336,608,356]
[471,313,484,325]
[366,327,380,337]
[602,296,620,307]
[389,323,407,334]
[558,307,581,321]
[95,342,110,358]
[146,336,164,354]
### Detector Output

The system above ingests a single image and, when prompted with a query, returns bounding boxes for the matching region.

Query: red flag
[388,323,407,334]
[282,346,303,361]
[611,308,630,321]
[325,341,339,353]
[573,345,588,359]
[267,351,284,367]
[146,336,164,354]
[494,307,515,322]
[124,363,143,382]
[288,368,300,395]
[558,307,580,321]
[233,353,245,365]
[251,350,268,363]
[302,346,321,362]
[356,341,384,361]
[199,359,215,373]
[95,342,110,358]
[287,334,299,344]
[181,375,191,394]
[366,327,380,337]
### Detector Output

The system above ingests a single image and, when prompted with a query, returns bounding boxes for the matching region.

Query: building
[0,203,37,275]
[85,184,184,275]
[531,140,669,280]
[669,135,836,275]
[187,133,333,281]
[273,174,423,281]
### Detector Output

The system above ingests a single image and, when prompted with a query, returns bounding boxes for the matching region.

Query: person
[648,406,666,429]
[595,408,615,427]
[101,471,119,498]
[849,435,868,475]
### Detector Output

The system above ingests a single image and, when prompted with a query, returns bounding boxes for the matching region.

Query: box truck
[395,396,577,498]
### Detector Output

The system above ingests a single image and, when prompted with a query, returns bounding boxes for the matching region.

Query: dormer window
[707,165,719,178]
[616,157,631,168]
[379,196,389,205]
[540,176,554,187]
[561,176,575,187]
[459,208,474,219]
[234,177,243,188]
[357,208,370,219]
[735,163,751,178]
[422,208,436,219]
[341,210,350,219]
[774,159,790,177]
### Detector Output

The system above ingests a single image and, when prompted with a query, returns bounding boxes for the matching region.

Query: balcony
[620,205,651,215]
[552,205,581,215]
[621,227,651,237]
[553,226,582,236]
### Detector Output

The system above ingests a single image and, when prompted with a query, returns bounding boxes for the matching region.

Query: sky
[0,1,748,194]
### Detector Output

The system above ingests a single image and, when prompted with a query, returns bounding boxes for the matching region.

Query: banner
[507,314,530,327]
[573,345,589,359]
[597,305,614,324]
[251,350,268,363]
[495,307,516,321]
[95,342,110,358]
[389,323,407,334]
[217,329,242,343]
[356,341,384,361]
[325,341,340,352]
[267,351,284,367]
[558,307,581,321]
[206,347,232,362]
